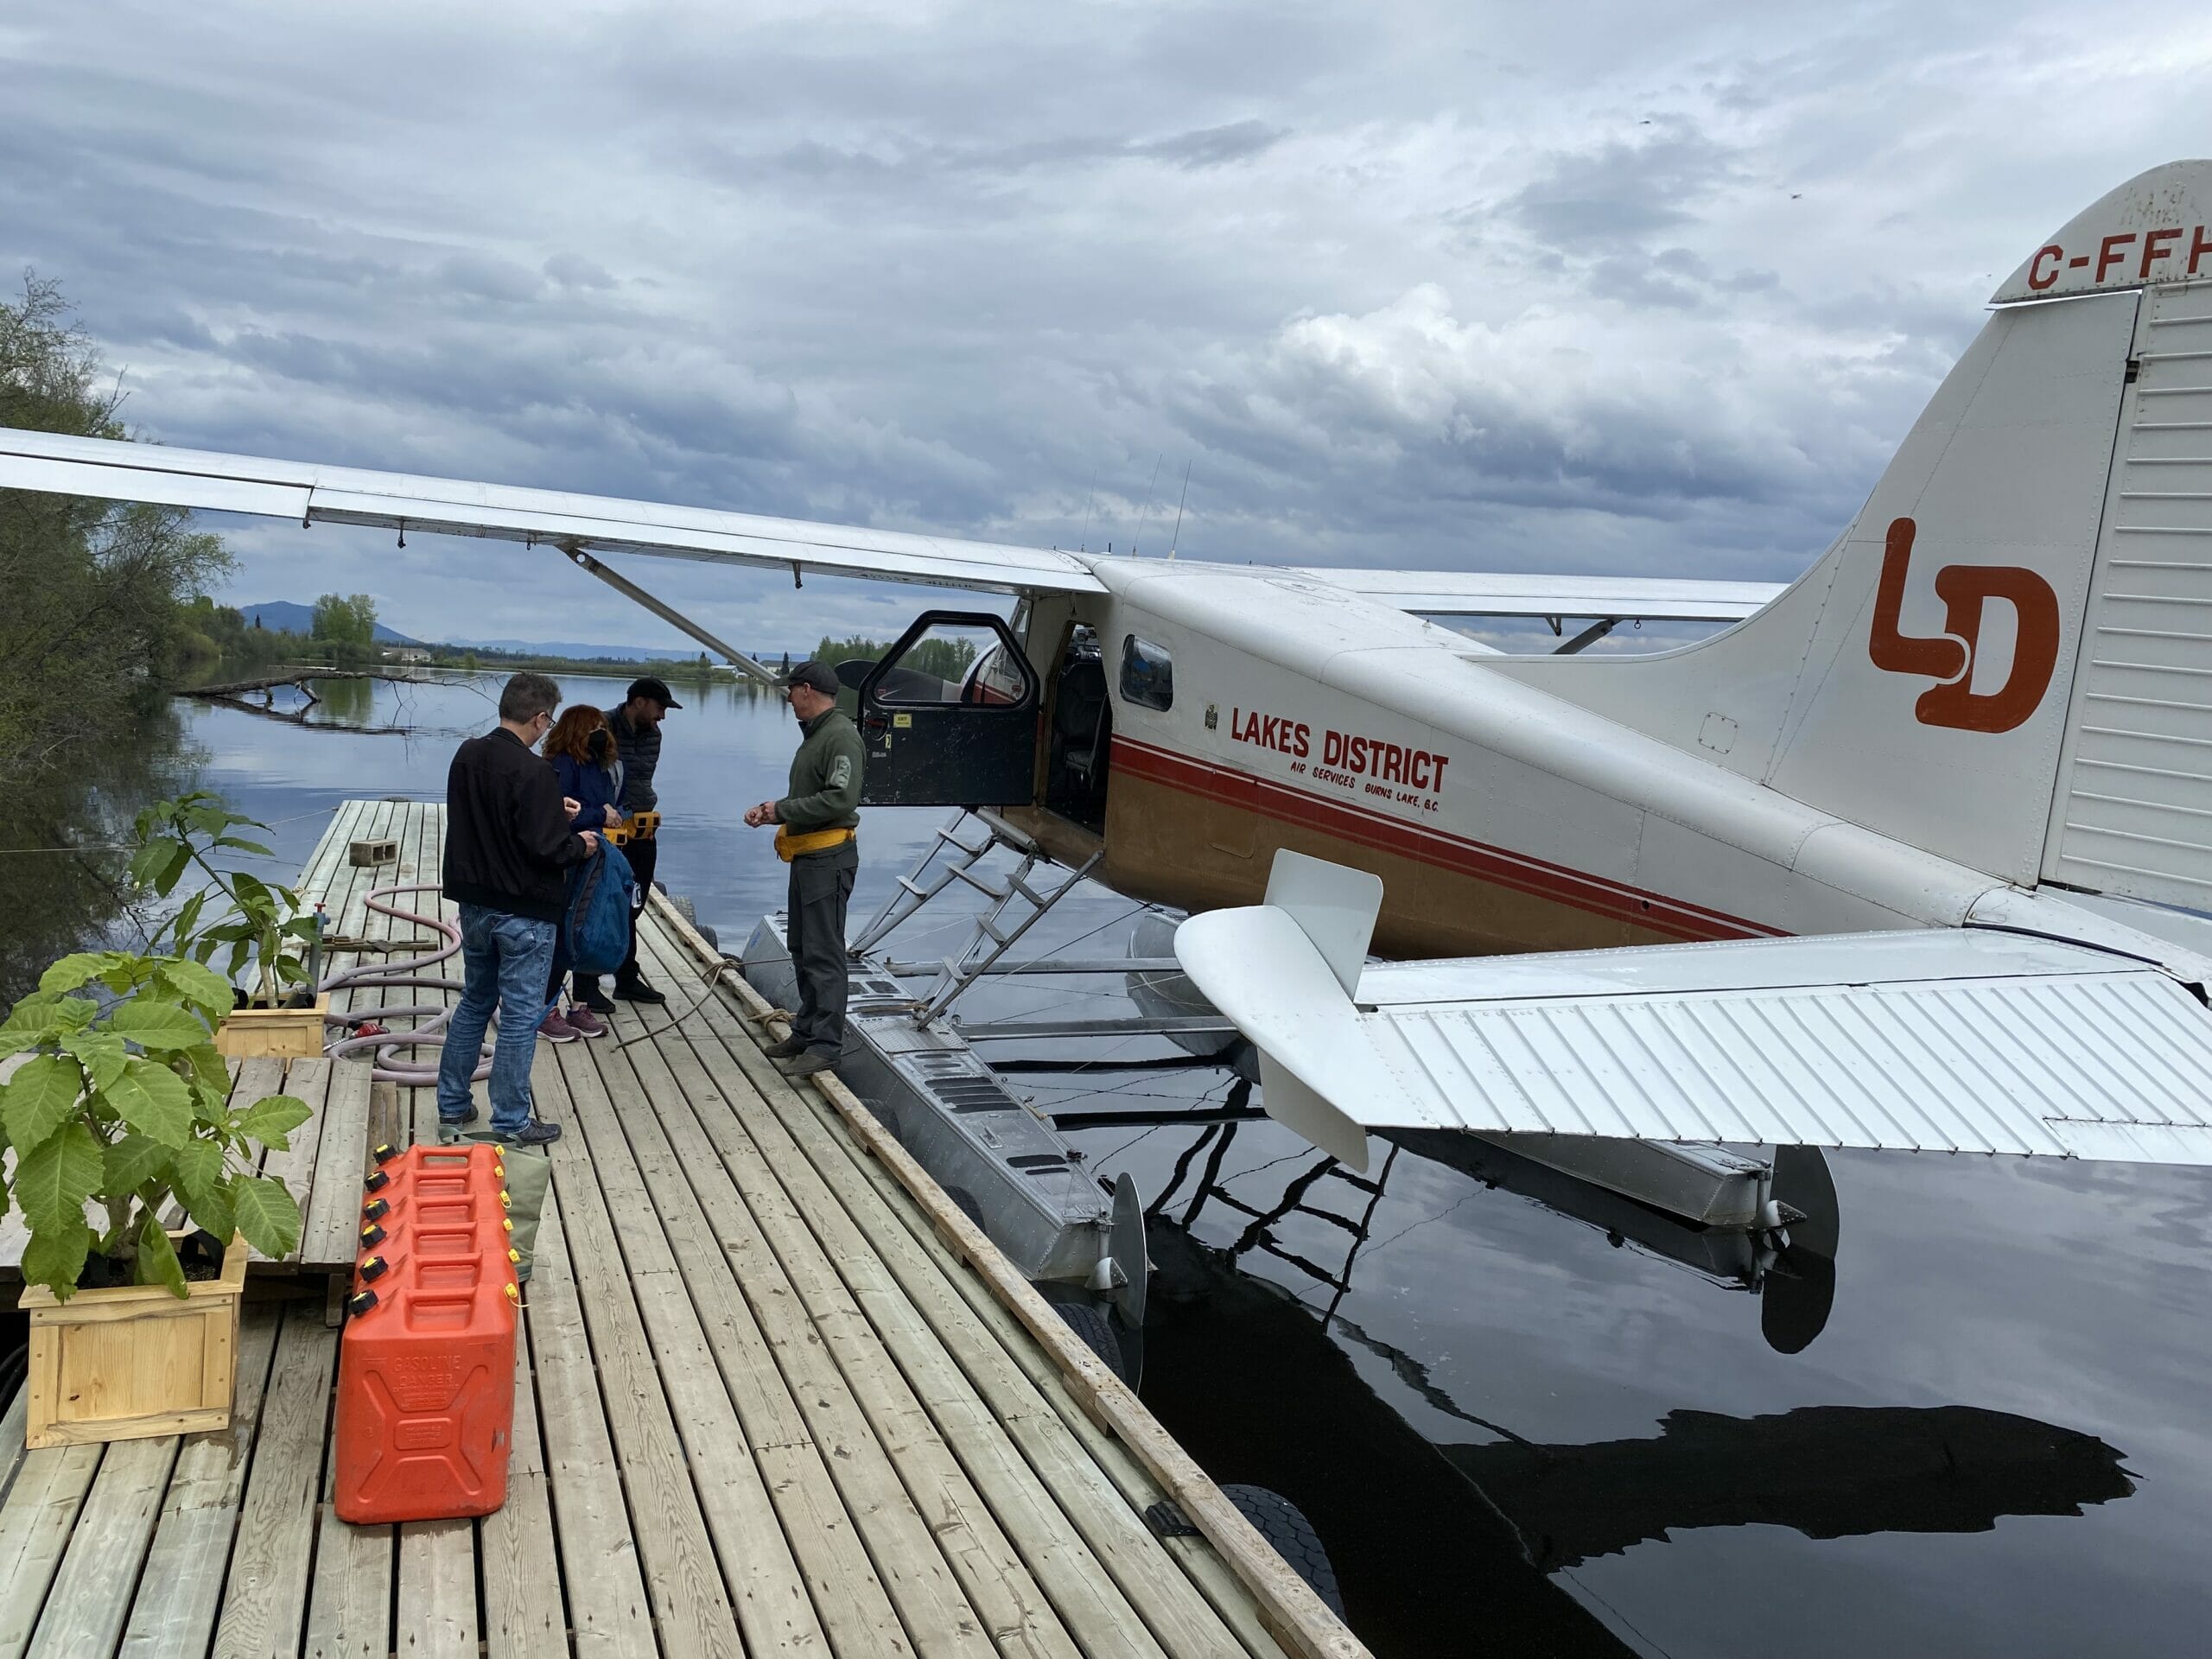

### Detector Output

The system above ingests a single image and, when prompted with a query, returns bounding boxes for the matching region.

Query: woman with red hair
[537,703,623,1039]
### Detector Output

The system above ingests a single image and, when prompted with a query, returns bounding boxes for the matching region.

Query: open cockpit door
[855,611,1040,806]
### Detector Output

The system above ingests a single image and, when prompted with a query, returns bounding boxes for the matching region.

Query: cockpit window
[1119,634,1173,712]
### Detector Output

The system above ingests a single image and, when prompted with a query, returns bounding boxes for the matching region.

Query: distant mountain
[234,600,421,646]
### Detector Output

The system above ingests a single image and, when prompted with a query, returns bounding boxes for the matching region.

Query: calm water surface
[75,675,2212,1656]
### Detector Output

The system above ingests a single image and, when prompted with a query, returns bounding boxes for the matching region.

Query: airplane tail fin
[1500,162,2212,911]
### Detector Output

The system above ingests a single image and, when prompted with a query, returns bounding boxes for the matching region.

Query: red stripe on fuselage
[1111,737,1783,944]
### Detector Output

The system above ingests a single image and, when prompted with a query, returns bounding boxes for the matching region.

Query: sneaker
[613,975,667,1007]
[538,1010,580,1043]
[566,1007,608,1039]
[763,1034,810,1059]
[438,1105,480,1127]
[778,1050,837,1079]
[577,982,616,1014]
[495,1118,563,1147]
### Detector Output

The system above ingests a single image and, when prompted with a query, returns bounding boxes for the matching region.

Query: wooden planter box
[21,1233,248,1447]
[213,993,329,1058]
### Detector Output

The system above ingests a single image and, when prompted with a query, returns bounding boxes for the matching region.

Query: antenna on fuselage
[1166,461,1192,561]
[1129,452,1164,555]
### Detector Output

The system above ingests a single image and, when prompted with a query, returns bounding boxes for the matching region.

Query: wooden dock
[0,798,1367,1659]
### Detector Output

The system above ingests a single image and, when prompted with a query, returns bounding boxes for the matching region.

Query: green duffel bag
[450,1131,553,1282]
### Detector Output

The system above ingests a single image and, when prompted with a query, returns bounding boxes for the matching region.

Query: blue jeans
[437,904,558,1135]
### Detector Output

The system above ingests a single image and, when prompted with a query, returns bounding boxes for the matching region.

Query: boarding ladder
[850,809,1103,1024]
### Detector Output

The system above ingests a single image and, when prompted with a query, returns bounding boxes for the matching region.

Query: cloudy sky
[3,2,2209,652]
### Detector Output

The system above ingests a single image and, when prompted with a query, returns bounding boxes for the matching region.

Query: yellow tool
[608,810,662,847]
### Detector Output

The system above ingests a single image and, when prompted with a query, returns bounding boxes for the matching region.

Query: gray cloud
[1,0,2208,647]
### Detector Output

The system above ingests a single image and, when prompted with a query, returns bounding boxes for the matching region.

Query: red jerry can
[334,1145,519,1524]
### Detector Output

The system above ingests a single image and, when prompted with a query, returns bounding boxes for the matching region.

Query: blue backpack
[564,842,638,976]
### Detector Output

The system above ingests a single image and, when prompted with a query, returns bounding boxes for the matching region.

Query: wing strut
[563,545,780,687]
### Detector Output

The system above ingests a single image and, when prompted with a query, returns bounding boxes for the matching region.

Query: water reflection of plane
[1139,1204,2133,1656]
[1147,1097,1841,1353]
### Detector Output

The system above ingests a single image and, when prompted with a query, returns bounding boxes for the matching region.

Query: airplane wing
[0,428,1103,597]
[1287,569,1783,620]
[1175,855,2212,1172]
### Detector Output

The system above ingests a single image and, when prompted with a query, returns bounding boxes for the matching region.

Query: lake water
[29,671,2212,1657]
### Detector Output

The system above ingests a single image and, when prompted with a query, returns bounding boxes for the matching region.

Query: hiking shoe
[763,1034,810,1059]
[778,1051,838,1079]
[566,1007,608,1039]
[496,1118,563,1147]
[577,982,616,1014]
[438,1105,480,1127]
[613,975,667,1006]
[538,1010,580,1043]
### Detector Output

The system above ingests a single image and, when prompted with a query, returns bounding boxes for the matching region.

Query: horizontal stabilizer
[1177,919,2212,1166]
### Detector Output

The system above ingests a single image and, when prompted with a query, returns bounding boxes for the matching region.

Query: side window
[871,619,995,704]
[1120,634,1173,712]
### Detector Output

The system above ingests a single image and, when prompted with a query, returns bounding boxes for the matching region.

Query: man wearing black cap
[600,675,681,1006]
[744,661,863,1078]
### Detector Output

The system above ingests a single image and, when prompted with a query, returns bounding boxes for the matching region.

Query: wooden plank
[529,1058,744,1659]
[550,1045,843,1657]
[555,1050,912,1659]
[606,1021,1088,1659]
[258,1057,335,1265]
[117,1308,283,1659]
[480,1305,564,1659]
[580,1026,986,1659]
[301,1505,391,1659]
[0,1442,104,1659]
[212,1306,337,1659]
[630,927,1275,1659]
[24,1436,181,1659]
[519,1197,657,1659]
[0,1390,27,1506]
[397,1519,478,1656]
[299,1061,376,1268]
[621,990,1160,1659]
[643,908,1348,1659]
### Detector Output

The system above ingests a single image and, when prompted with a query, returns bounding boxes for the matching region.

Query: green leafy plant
[0,950,308,1300]
[130,792,320,1007]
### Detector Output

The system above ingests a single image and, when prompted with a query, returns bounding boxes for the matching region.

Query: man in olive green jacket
[745,661,865,1077]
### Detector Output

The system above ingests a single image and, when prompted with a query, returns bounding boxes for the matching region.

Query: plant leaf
[20,1216,91,1302]
[1,1054,85,1153]
[104,1131,173,1194]
[235,1095,312,1152]
[213,836,274,856]
[0,991,67,1060]
[39,952,129,995]
[51,998,98,1036]
[62,1032,128,1092]
[15,1121,101,1234]
[230,1174,301,1261]
[169,1136,224,1199]
[181,1179,234,1244]
[105,1000,213,1052]
[153,957,234,1021]
[103,1058,195,1147]
[187,1043,232,1102]
[137,1214,188,1299]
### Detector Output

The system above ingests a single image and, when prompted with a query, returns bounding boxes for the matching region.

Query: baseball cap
[627,676,682,709]
[779,661,840,696]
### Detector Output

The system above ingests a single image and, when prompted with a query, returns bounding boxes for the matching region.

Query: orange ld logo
[1866,518,2061,733]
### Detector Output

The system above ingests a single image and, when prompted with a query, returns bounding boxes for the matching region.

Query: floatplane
[7,161,2212,1355]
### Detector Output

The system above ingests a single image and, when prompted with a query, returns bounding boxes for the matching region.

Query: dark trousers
[787,839,858,1056]
[615,832,658,985]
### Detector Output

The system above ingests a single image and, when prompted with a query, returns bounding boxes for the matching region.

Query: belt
[775,824,855,861]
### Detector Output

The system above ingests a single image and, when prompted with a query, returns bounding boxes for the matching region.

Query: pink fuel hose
[315,882,489,1086]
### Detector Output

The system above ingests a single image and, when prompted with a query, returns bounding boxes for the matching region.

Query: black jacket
[442,728,589,922]
[604,705,662,813]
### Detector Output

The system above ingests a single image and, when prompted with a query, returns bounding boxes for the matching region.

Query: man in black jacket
[436,672,599,1144]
